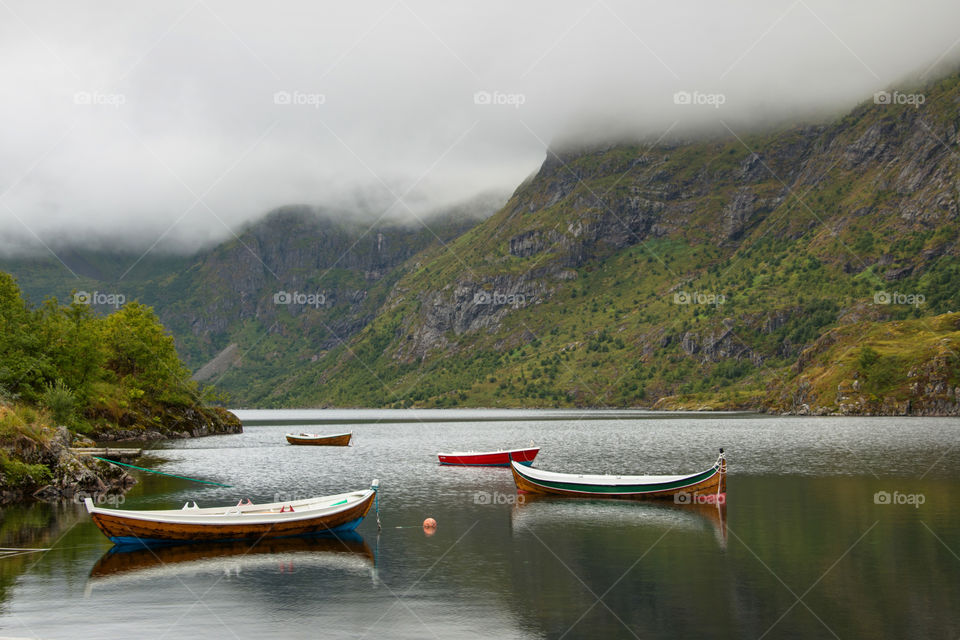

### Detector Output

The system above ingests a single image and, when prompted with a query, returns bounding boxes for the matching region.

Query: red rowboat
[437,446,539,467]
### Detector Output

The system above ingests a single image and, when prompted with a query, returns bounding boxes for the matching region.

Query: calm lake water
[1,410,958,639]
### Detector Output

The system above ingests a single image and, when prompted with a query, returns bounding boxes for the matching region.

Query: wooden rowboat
[510,450,726,501]
[285,432,352,446]
[85,481,379,545]
[437,446,539,467]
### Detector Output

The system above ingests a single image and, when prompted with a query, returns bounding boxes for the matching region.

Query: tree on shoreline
[0,271,204,433]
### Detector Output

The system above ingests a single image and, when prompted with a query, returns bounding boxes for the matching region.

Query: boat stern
[718,449,727,496]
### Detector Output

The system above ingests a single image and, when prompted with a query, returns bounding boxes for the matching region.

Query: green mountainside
[3,71,960,414]
[276,70,960,413]
[1,199,500,405]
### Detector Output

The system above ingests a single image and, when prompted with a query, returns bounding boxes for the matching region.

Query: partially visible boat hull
[510,452,726,501]
[286,432,352,446]
[438,447,539,467]
[96,515,368,546]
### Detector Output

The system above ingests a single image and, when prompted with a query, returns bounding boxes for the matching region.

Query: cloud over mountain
[2,0,959,255]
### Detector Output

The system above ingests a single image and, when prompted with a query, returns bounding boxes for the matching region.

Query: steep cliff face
[294,70,960,411]
[128,203,497,404]
[158,207,478,355]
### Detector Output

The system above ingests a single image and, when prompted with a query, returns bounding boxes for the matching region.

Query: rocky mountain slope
[3,71,959,413]
[279,69,960,413]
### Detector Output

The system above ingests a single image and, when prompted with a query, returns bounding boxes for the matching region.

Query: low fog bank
[0,187,510,259]
[2,0,959,258]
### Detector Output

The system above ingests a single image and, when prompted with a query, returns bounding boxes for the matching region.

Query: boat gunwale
[513,463,717,486]
[84,489,375,526]
[437,446,540,457]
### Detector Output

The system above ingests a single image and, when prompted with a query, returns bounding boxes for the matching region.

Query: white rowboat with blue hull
[86,480,379,546]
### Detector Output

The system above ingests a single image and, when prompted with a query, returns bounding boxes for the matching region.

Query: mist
[2,0,959,257]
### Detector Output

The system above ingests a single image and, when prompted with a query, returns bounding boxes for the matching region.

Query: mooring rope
[0,548,51,561]
[92,456,232,487]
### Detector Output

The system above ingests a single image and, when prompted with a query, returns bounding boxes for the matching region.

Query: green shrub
[0,450,51,487]
[42,379,76,426]
[858,346,880,370]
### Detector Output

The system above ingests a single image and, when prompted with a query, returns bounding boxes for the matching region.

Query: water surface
[0,411,957,639]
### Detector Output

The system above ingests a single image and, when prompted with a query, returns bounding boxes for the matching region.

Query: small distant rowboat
[510,450,726,500]
[438,446,539,467]
[85,481,379,545]
[285,432,352,446]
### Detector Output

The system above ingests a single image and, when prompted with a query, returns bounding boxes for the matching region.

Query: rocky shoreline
[0,407,242,505]
[652,395,960,416]
[0,427,132,504]
[89,406,243,442]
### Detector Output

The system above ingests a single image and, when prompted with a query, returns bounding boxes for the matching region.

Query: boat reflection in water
[510,495,727,549]
[86,532,375,595]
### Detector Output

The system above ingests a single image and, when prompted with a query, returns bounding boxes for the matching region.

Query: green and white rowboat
[510,450,726,501]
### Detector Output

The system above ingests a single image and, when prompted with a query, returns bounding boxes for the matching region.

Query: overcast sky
[2,0,959,256]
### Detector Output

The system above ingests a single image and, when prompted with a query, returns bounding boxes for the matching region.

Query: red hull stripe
[438,448,539,466]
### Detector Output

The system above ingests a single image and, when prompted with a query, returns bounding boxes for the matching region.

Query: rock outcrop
[0,427,133,504]
[88,405,242,442]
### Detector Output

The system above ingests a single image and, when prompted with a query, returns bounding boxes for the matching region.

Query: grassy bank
[653,312,960,415]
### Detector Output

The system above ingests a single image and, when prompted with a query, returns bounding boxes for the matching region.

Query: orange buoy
[423,517,437,531]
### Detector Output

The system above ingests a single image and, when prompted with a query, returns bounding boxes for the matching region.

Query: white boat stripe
[514,461,715,486]
[87,490,373,526]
